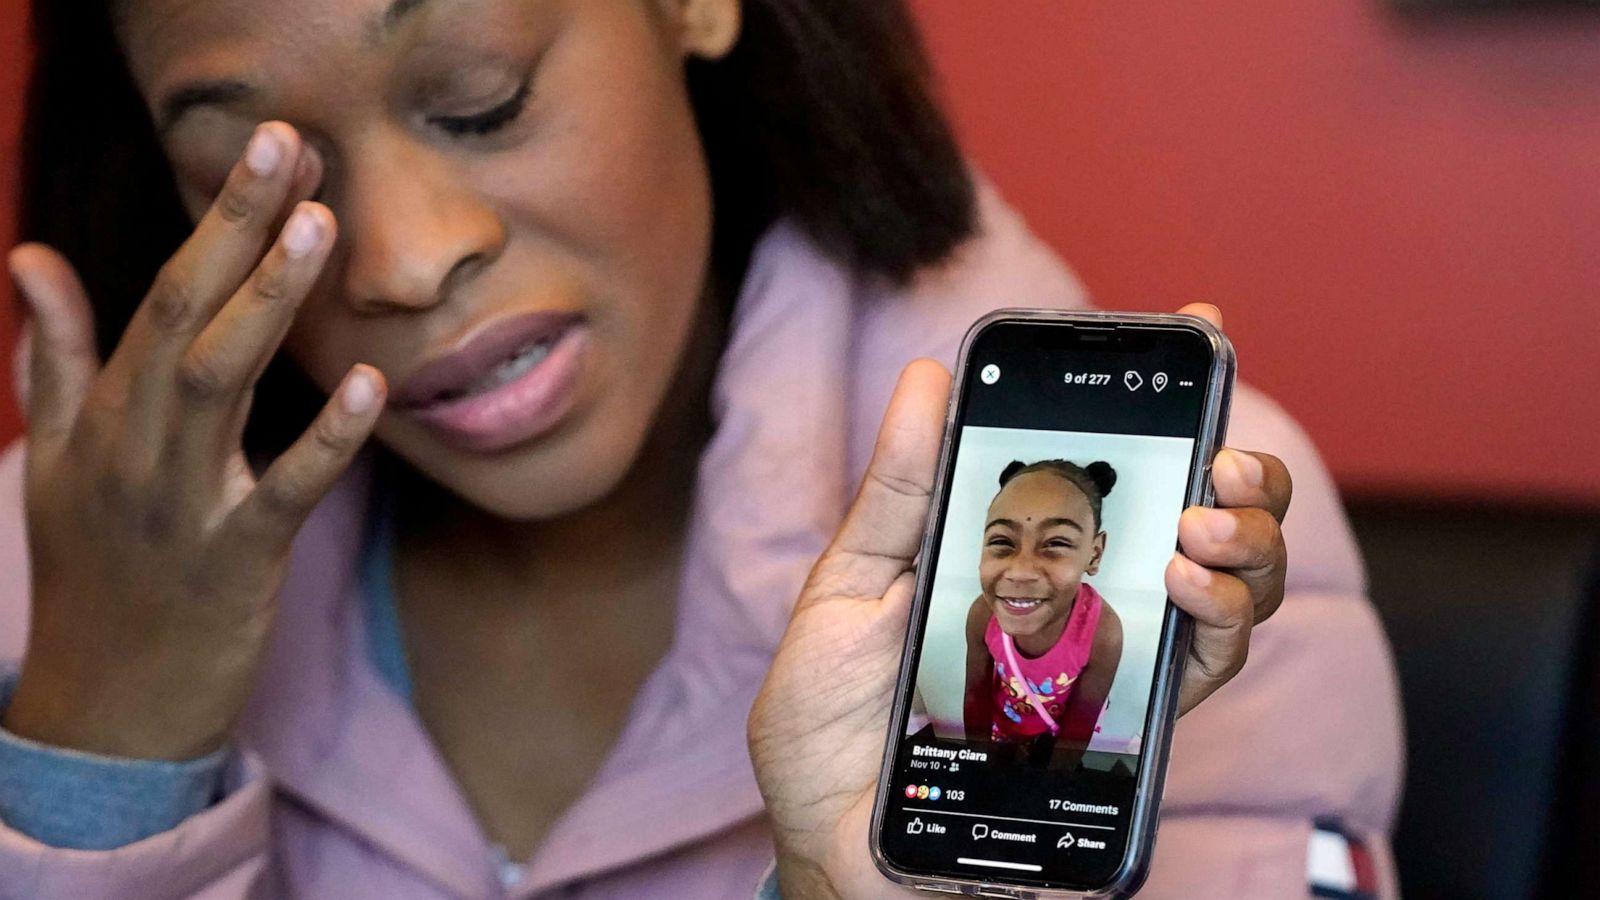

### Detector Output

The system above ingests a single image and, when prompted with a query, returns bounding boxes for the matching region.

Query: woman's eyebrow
[158,80,256,134]
[1040,517,1085,533]
[985,518,1019,531]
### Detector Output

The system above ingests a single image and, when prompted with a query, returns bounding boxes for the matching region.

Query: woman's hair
[997,459,1118,531]
[16,0,977,454]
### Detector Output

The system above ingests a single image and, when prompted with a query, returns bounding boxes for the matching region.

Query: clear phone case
[868,309,1236,898]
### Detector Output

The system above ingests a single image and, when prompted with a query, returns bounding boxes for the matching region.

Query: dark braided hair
[996,459,1118,531]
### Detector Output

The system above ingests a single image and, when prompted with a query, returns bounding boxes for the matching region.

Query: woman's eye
[428,77,531,137]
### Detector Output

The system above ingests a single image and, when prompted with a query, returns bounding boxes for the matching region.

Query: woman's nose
[334,130,505,313]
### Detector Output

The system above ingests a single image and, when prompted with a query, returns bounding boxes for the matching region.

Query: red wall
[910,0,1600,506]
[2,2,1598,504]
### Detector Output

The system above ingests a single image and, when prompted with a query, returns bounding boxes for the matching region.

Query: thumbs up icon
[907,818,925,835]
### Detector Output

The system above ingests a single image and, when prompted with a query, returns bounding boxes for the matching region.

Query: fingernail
[1177,553,1211,588]
[1200,508,1237,542]
[283,208,323,259]
[245,126,284,177]
[1222,449,1264,488]
[341,369,378,415]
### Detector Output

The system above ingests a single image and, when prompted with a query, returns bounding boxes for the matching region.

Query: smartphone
[870,310,1235,897]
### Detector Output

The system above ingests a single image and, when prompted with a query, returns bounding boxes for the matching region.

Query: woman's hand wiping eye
[4,121,383,762]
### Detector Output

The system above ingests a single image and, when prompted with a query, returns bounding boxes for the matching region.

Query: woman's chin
[454,463,627,521]
[378,415,646,521]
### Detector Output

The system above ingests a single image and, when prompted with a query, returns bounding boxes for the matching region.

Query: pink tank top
[983,581,1105,742]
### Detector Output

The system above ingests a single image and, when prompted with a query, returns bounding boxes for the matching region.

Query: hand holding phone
[748,305,1291,898]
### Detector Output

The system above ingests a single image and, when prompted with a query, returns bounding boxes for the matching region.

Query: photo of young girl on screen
[963,459,1125,767]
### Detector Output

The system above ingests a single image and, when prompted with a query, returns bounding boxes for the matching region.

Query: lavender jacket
[0,186,1403,899]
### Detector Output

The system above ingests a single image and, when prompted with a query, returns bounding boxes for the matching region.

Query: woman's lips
[395,313,589,453]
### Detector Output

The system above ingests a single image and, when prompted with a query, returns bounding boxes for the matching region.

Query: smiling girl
[964,459,1123,762]
[0,1,1399,897]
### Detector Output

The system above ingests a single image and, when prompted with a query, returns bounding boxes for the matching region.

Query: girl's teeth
[460,341,551,398]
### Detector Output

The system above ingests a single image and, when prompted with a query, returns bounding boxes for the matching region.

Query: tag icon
[1153,372,1168,392]
[1124,370,1143,392]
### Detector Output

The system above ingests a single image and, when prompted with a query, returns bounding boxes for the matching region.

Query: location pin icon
[1153,372,1169,392]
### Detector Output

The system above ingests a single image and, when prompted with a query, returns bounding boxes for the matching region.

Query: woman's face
[979,471,1106,640]
[115,0,739,519]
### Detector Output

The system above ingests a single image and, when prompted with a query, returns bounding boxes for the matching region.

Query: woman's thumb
[9,244,99,448]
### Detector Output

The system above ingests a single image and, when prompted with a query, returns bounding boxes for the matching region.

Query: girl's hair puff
[996,459,1118,531]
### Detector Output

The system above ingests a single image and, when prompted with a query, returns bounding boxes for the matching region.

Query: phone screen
[877,318,1223,891]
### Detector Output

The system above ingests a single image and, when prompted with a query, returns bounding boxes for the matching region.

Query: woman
[0,0,1401,896]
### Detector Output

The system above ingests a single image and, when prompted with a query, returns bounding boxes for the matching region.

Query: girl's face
[115,0,740,519]
[979,471,1106,640]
